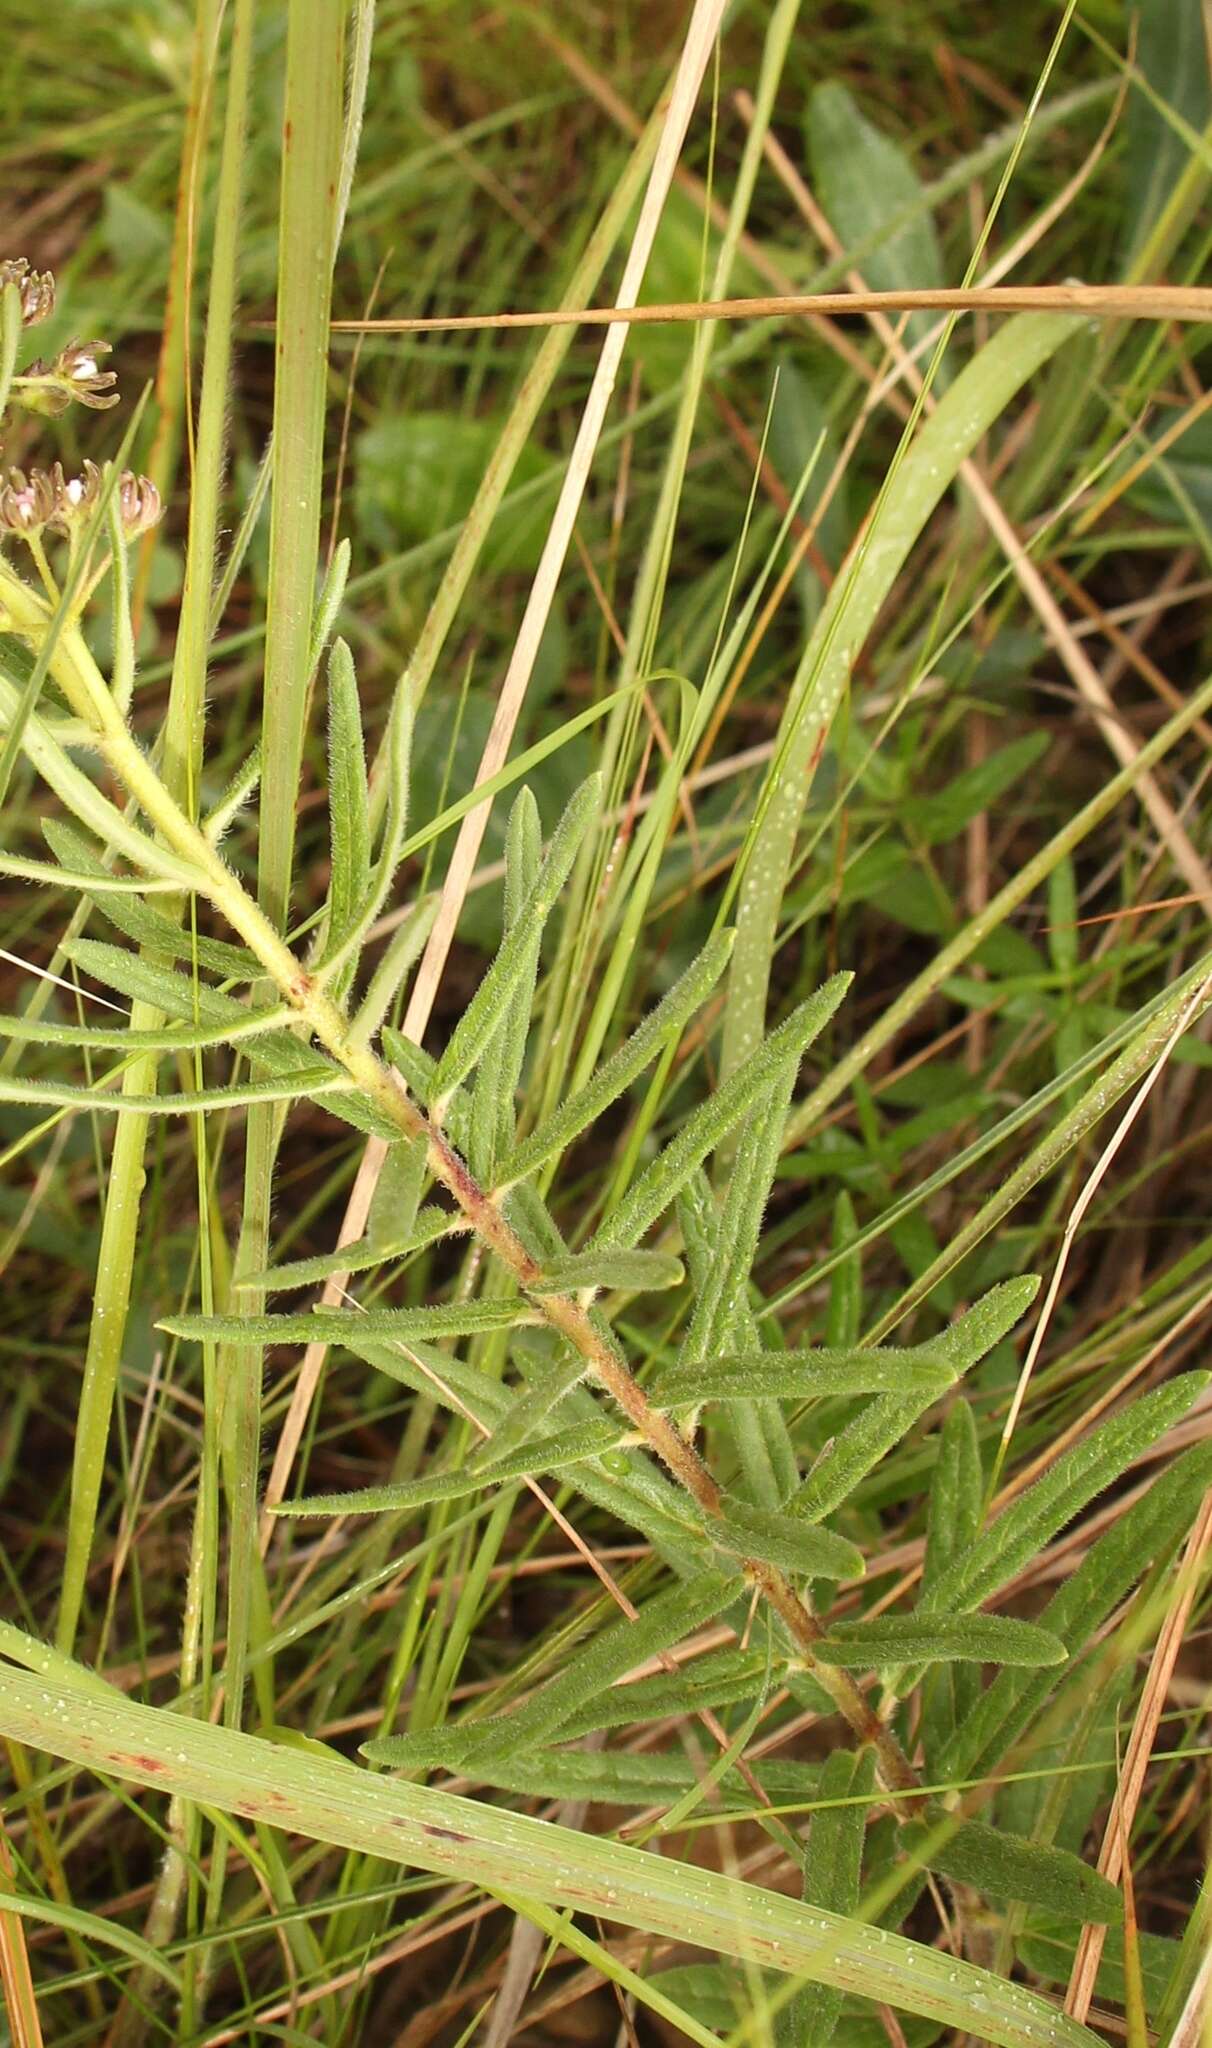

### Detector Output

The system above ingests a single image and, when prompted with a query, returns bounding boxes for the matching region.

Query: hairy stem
[11,587,915,1797]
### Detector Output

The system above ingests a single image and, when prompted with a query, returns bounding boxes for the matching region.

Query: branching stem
[4,567,916,1797]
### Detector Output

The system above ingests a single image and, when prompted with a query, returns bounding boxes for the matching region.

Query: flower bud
[115,471,162,537]
[0,257,56,327]
[0,466,58,535]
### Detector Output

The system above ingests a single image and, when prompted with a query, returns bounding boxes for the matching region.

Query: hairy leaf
[652,1349,954,1406]
[469,785,542,1181]
[160,1300,535,1346]
[925,1374,1209,1616]
[789,1281,1039,1521]
[939,1441,1212,1784]
[323,637,371,965]
[365,1570,739,1769]
[904,1820,1122,1924]
[274,1418,622,1516]
[527,1248,685,1296]
[432,776,599,1105]
[502,929,734,1183]
[597,974,852,1250]
[712,1495,864,1582]
[778,1746,875,2048]
[813,1614,1065,1669]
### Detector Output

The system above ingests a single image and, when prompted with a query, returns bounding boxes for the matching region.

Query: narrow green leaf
[274,1419,622,1516]
[324,637,371,954]
[0,1004,285,1056]
[43,819,258,978]
[926,1374,1209,1616]
[681,1053,797,1371]
[778,1746,875,2048]
[789,1281,1039,1522]
[675,1157,801,1513]
[527,1248,685,1296]
[0,1071,351,1116]
[598,973,852,1250]
[0,1659,1104,2048]
[923,1399,983,1594]
[365,1570,739,1770]
[63,937,241,1025]
[159,1300,534,1346]
[322,672,414,978]
[939,1441,1212,1784]
[556,1646,771,1738]
[244,1204,457,1292]
[713,1496,864,1582]
[904,1820,1123,1924]
[463,1350,588,1473]
[307,536,351,677]
[382,1025,437,1104]
[807,80,946,368]
[920,1399,986,1762]
[394,1744,824,1813]
[826,1192,861,1347]
[502,929,735,1183]
[469,785,542,1182]
[813,1614,1065,1669]
[432,776,599,1104]
[652,1349,954,1406]
[202,739,262,844]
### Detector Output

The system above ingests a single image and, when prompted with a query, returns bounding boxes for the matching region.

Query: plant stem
[26,599,916,1798]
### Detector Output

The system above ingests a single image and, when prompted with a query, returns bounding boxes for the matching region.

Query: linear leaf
[64,937,233,1019]
[244,1204,458,1292]
[652,1349,954,1406]
[0,1071,354,1116]
[923,1399,983,1594]
[463,1350,587,1473]
[813,1614,1065,1669]
[597,973,852,1250]
[43,819,258,978]
[925,1374,1209,1615]
[0,1659,1104,2048]
[0,1003,286,1055]
[397,1745,824,1812]
[432,775,599,1104]
[527,1248,685,1295]
[556,1647,771,1739]
[274,1419,622,1516]
[324,637,371,955]
[323,673,414,976]
[939,1440,1212,1784]
[920,1399,984,1761]
[365,1570,738,1770]
[469,785,542,1181]
[778,1746,875,2048]
[789,1280,1039,1521]
[681,1057,797,1369]
[904,1820,1123,1924]
[502,928,735,1183]
[159,1300,535,1346]
[713,1496,864,1582]
[675,1165,800,1511]
[382,1026,437,1103]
